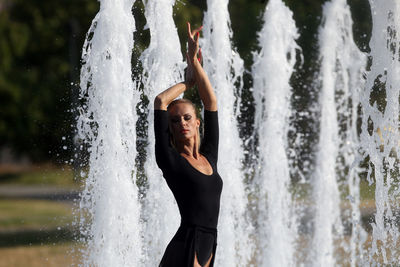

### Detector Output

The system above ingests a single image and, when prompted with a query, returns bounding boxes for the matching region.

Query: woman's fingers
[187,22,202,61]
[187,22,203,39]
[198,48,202,63]
[187,22,192,39]
[192,26,203,39]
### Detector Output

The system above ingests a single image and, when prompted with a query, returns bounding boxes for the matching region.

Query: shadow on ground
[0,227,78,247]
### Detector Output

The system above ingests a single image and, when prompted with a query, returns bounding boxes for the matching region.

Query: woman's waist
[180,220,217,232]
[172,220,217,242]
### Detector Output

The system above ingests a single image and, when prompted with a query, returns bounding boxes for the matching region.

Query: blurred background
[0,0,372,266]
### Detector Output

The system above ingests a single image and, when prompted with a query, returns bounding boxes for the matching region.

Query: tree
[0,0,98,161]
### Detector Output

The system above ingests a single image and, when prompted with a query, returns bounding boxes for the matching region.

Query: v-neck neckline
[179,153,214,176]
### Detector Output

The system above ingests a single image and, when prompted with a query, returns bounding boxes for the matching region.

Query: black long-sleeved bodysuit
[154,109,223,267]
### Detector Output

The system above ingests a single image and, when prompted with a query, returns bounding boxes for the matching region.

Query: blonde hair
[167,99,201,152]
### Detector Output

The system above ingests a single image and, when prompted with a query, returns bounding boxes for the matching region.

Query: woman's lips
[180,129,189,134]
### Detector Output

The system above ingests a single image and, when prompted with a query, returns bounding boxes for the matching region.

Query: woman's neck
[177,138,199,159]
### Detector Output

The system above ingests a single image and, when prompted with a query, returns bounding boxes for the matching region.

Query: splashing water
[77,0,141,265]
[361,0,400,264]
[251,0,300,266]
[76,0,400,265]
[201,0,253,265]
[312,0,368,265]
[139,0,184,265]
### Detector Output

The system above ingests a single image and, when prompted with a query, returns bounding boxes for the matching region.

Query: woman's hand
[186,22,217,111]
[185,54,195,88]
[187,22,202,63]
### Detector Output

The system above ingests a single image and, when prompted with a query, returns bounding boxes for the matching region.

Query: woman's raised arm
[154,82,191,111]
[187,22,217,111]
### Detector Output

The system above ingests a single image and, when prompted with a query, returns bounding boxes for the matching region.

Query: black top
[154,109,223,229]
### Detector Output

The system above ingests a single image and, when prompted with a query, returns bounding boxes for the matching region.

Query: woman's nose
[179,117,186,125]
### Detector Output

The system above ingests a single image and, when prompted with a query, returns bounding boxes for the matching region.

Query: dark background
[0,0,372,165]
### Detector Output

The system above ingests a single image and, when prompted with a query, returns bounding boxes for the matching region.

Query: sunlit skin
[169,103,200,144]
[168,103,213,176]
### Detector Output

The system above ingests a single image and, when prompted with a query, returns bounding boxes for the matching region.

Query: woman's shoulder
[154,109,168,121]
[154,109,168,113]
[203,109,218,119]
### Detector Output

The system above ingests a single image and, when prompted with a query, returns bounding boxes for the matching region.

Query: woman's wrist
[183,80,194,88]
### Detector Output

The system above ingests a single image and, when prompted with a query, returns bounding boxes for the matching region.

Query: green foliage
[0,0,98,161]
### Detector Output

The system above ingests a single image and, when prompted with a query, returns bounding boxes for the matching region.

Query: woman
[154,22,223,267]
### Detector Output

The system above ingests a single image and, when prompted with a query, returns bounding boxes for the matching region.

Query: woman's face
[168,103,200,143]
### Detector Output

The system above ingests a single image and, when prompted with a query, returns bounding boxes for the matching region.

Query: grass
[0,165,390,264]
[0,164,82,249]
[0,242,83,267]
[0,199,74,231]
[0,199,77,247]
[0,164,82,189]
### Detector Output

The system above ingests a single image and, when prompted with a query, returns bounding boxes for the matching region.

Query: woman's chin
[176,134,193,142]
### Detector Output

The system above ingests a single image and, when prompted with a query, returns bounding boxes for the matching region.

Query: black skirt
[159,222,217,267]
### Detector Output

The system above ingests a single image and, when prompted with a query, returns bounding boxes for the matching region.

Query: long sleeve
[200,110,219,163]
[154,109,178,172]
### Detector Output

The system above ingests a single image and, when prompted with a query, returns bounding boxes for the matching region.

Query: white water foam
[313,0,367,265]
[77,0,141,265]
[251,0,300,266]
[362,0,400,264]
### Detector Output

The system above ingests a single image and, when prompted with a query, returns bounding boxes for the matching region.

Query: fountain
[77,0,400,265]
[251,0,299,265]
[361,0,400,264]
[77,0,141,265]
[313,0,367,265]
